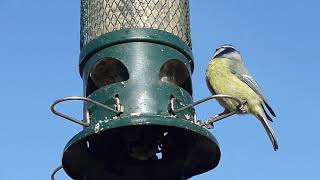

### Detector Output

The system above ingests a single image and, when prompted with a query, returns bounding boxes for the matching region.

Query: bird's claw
[237,101,247,114]
[238,105,247,113]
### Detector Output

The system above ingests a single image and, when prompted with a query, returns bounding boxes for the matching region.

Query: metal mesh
[80,0,191,48]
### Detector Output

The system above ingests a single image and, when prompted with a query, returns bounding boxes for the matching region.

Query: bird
[206,44,278,151]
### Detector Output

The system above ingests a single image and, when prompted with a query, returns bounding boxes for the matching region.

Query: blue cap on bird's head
[212,44,242,60]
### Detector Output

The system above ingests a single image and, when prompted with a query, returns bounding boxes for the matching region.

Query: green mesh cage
[80,0,191,48]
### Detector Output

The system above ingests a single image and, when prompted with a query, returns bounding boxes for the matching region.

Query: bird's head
[212,44,242,61]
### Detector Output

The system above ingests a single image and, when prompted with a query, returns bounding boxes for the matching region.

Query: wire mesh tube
[80,0,191,48]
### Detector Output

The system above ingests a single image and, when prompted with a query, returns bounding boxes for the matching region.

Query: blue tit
[206,45,278,151]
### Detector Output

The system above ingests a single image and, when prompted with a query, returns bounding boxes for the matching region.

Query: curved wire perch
[173,95,243,113]
[200,111,237,128]
[51,164,63,180]
[171,95,246,128]
[51,96,122,127]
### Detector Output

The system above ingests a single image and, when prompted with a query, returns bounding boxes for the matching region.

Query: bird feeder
[52,0,222,179]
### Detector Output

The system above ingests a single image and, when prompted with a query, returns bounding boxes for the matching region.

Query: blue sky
[1,0,319,179]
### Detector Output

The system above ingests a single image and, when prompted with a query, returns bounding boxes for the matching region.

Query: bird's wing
[230,64,276,117]
[229,65,264,96]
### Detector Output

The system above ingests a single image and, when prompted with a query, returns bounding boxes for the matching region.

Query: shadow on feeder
[86,58,130,97]
[160,59,192,95]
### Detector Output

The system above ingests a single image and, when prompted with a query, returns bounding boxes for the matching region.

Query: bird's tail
[254,106,279,151]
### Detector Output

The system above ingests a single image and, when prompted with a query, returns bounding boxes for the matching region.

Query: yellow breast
[206,58,261,112]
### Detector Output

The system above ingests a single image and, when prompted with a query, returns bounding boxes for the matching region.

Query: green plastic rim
[64,115,218,150]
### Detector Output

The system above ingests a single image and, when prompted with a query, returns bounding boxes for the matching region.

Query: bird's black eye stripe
[216,47,236,57]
